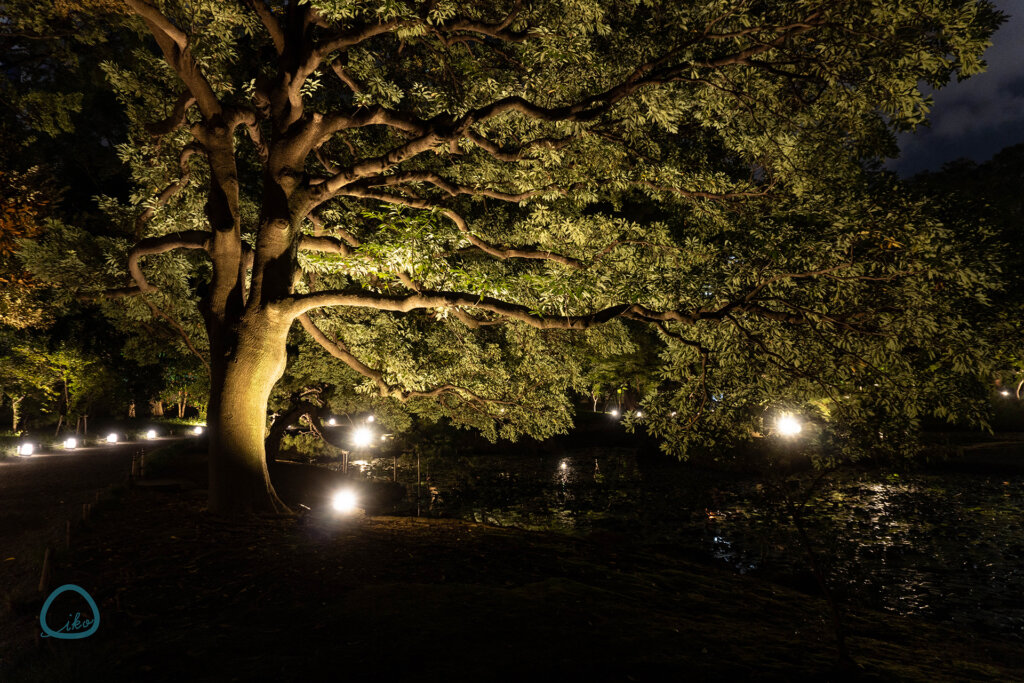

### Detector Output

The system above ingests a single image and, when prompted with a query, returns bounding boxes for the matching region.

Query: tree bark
[206,312,291,515]
[12,395,23,432]
[177,390,189,418]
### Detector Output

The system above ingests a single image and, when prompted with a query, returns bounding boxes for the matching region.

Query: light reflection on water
[359,448,1024,640]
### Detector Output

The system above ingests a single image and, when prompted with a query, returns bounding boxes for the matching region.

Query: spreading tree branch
[128,230,211,293]
[124,0,223,119]
[298,313,512,406]
[134,143,203,239]
[145,90,196,136]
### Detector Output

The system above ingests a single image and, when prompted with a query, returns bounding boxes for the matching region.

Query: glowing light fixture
[776,414,802,437]
[610,409,619,417]
[64,438,77,449]
[1000,390,1011,397]
[193,426,204,435]
[18,442,33,455]
[327,417,337,426]
[366,415,375,423]
[352,427,373,448]
[559,461,568,470]
[145,429,157,440]
[106,433,118,444]
[332,489,358,514]
[635,411,643,418]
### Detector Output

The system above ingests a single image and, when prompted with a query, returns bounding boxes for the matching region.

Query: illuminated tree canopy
[22,0,1003,513]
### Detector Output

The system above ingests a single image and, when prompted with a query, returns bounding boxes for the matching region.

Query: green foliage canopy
[21,0,1006,469]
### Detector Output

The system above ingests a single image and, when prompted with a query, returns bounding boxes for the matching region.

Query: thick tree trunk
[207,312,291,515]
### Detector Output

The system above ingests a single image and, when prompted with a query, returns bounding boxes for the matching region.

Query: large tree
[40,0,1001,513]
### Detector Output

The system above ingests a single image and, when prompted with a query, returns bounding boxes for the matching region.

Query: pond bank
[2,486,1021,681]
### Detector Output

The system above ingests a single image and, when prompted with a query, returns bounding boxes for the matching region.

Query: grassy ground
[2,482,1021,682]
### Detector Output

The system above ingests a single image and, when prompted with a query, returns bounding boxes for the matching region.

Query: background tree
[0,332,61,432]
[28,0,1003,513]
[158,355,209,418]
[0,166,54,329]
[582,324,661,412]
[910,142,1024,399]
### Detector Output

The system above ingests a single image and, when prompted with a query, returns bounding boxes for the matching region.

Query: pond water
[352,447,1024,641]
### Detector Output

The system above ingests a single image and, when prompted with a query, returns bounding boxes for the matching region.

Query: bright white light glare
[366,415,375,423]
[352,427,373,448]
[1000,390,1011,397]
[610,409,619,417]
[776,414,802,437]
[327,417,337,426]
[106,433,118,444]
[64,438,77,449]
[145,429,157,440]
[635,411,643,418]
[670,411,678,417]
[19,442,33,455]
[380,434,387,441]
[332,489,358,514]
[559,461,568,470]
[193,426,204,435]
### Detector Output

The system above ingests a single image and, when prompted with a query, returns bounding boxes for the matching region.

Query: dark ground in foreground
[2,483,1022,682]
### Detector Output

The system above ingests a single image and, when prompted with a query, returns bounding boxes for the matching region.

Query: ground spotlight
[145,429,157,440]
[352,427,373,448]
[18,442,33,456]
[64,438,77,449]
[332,489,358,514]
[776,414,802,437]
[106,433,118,444]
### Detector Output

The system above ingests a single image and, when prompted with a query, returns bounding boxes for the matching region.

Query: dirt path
[0,440,184,607]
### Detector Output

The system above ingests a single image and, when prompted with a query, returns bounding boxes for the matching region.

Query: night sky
[891,0,1024,176]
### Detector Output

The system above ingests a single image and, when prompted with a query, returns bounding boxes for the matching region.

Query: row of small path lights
[15,423,205,457]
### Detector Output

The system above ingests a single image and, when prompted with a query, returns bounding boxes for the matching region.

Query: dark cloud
[890,0,1024,176]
